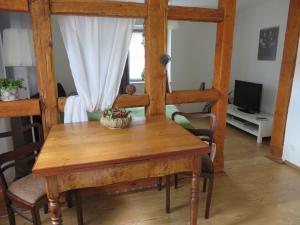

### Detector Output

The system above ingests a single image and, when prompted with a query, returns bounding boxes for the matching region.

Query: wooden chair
[0,123,83,225]
[162,112,216,219]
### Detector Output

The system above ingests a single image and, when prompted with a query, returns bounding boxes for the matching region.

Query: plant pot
[100,115,132,129]
[0,88,18,101]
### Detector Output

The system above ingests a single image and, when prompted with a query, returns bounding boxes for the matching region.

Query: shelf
[0,99,40,118]
[227,104,273,125]
[226,116,259,136]
[226,104,274,143]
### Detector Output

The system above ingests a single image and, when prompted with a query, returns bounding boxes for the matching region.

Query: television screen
[233,80,263,113]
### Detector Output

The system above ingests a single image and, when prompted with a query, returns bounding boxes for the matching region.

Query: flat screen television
[233,80,263,114]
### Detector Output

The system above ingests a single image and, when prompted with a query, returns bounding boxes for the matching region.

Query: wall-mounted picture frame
[257,26,279,61]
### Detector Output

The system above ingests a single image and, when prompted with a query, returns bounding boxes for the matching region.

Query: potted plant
[100,107,132,129]
[0,78,25,101]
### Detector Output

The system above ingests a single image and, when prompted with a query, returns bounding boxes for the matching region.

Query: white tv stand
[226,104,274,143]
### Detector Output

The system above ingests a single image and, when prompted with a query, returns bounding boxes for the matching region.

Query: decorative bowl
[0,88,18,101]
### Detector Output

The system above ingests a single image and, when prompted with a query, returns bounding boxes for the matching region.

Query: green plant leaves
[0,78,24,90]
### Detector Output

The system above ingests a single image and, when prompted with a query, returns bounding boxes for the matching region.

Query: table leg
[46,177,63,225]
[49,198,63,225]
[190,155,201,225]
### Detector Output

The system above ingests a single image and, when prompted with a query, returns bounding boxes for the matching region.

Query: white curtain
[58,16,134,123]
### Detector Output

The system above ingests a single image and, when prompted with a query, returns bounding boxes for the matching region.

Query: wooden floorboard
[2,119,300,225]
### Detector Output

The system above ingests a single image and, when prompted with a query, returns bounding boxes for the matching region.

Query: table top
[33,116,209,176]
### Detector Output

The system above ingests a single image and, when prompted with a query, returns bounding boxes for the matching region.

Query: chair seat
[202,155,213,174]
[8,174,46,204]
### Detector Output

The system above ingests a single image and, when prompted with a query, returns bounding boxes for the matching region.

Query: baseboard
[284,161,300,172]
[265,154,284,164]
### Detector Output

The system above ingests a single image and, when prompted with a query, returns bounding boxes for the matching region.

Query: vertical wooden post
[270,0,300,159]
[30,0,59,137]
[211,0,236,172]
[145,0,168,116]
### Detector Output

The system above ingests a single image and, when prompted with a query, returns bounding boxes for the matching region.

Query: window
[128,28,172,83]
[129,30,145,82]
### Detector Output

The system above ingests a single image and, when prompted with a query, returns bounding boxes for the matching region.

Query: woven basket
[100,115,132,129]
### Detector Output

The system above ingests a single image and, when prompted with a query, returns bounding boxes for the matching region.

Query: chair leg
[165,175,171,214]
[74,190,84,225]
[31,207,41,225]
[174,174,178,189]
[44,203,49,214]
[7,207,16,225]
[203,177,207,192]
[205,174,214,219]
[66,191,73,208]
[157,177,162,191]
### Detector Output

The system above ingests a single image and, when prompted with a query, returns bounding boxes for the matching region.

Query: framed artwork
[257,26,279,61]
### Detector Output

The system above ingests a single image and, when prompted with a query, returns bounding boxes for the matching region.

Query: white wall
[231,0,290,114]
[171,21,216,112]
[171,21,216,91]
[283,44,300,166]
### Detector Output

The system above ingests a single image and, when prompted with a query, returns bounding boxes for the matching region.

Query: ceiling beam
[50,0,147,18]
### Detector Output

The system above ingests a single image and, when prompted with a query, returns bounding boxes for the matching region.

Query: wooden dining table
[33,115,210,225]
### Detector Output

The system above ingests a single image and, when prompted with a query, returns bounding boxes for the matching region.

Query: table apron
[53,153,198,193]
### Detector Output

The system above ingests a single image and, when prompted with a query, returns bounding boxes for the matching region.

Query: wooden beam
[168,6,224,22]
[113,94,149,108]
[145,0,168,116]
[0,99,40,118]
[30,0,59,136]
[50,0,147,18]
[211,0,236,172]
[58,95,149,112]
[270,0,300,159]
[166,89,221,105]
[0,0,28,12]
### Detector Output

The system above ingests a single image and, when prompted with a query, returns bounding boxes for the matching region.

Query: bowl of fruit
[100,107,132,129]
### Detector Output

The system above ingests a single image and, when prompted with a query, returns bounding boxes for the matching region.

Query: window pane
[129,31,145,81]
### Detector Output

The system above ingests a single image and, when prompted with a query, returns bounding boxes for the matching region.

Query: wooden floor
[1,119,300,225]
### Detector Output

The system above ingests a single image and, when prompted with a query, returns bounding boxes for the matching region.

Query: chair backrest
[171,112,216,157]
[0,123,44,192]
